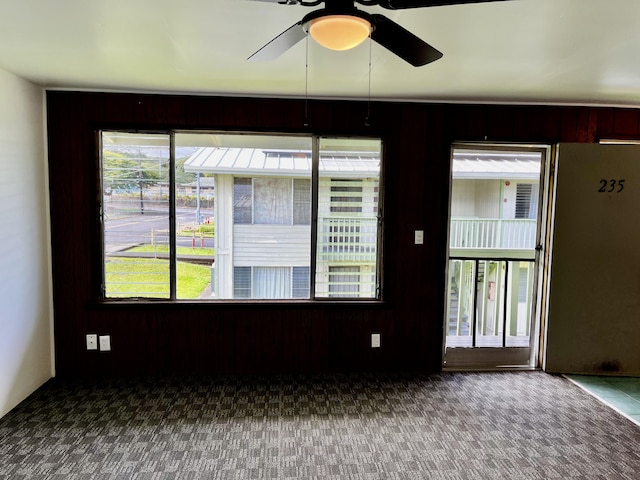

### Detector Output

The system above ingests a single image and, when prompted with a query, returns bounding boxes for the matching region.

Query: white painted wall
[233,225,311,266]
[474,180,502,218]
[450,180,476,217]
[451,179,501,218]
[0,69,53,419]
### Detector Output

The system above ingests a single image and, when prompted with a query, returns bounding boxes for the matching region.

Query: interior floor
[565,375,640,426]
[2,371,639,478]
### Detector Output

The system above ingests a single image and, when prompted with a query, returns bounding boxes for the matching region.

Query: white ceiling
[1,0,640,106]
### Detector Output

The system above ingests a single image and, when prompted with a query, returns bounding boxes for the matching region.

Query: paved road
[104,208,214,252]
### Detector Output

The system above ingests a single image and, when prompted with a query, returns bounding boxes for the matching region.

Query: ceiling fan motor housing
[302,8,375,51]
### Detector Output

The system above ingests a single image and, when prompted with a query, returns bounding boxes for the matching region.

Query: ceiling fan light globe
[309,15,371,51]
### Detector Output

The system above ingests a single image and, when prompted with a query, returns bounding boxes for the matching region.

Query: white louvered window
[233,266,252,299]
[330,179,363,213]
[292,266,310,298]
[515,183,538,219]
[328,266,360,298]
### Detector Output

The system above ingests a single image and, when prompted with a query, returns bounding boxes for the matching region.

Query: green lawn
[105,257,211,299]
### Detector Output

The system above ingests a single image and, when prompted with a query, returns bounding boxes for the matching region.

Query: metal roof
[184,147,540,180]
[452,152,541,180]
[184,147,380,179]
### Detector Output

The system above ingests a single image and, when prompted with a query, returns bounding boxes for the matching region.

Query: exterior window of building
[233,266,252,299]
[515,183,533,219]
[232,266,311,299]
[330,179,363,213]
[254,178,292,225]
[328,266,360,297]
[253,267,291,298]
[100,132,382,301]
[293,179,311,225]
[233,177,311,226]
[292,266,310,298]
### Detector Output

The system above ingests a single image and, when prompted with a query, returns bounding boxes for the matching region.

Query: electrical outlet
[371,333,381,348]
[99,335,111,352]
[86,334,98,351]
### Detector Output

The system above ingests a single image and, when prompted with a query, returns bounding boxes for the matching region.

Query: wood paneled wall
[46,91,640,377]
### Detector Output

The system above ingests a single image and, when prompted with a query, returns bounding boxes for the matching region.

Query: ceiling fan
[248,0,510,66]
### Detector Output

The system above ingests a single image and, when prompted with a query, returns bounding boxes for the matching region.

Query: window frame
[98,130,384,303]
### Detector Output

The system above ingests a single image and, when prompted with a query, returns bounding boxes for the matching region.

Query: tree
[175,156,197,186]
[103,149,161,192]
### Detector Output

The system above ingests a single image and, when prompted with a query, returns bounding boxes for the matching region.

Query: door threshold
[442,365,539,372]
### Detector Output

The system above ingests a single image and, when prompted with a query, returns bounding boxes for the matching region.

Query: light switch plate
[414,230,424,245]
[99,335,111,351]
[371,333,381,348]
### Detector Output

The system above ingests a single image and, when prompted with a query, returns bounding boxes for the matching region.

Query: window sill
[89,298,386,309]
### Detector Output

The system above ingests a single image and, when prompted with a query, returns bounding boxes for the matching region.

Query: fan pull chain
[304,34,309,127]
[365,33,372,127]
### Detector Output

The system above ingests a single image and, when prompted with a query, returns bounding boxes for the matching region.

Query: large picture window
[100,132,382,301]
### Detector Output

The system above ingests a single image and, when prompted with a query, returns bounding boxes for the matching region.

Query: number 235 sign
[599,179,625,193]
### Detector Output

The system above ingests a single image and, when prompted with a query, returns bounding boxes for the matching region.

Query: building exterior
[184,146,380,300]
[446,150,542,350]
[449,150,541,255]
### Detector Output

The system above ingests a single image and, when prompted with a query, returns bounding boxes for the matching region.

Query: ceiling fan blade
[248,22,306,61]
[370,14,443,66]
[378,0,512,9]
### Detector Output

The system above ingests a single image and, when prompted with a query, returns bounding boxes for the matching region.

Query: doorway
[443,145,550,369]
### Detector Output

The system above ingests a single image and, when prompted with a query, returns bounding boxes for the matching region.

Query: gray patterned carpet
[1,371,639,479]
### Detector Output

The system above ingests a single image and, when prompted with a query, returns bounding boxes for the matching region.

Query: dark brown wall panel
[560,108,580,142]
[597,108,615,139]
[105,93,136,124]
[542,107,562,141]
[614,109,639,137]
[46,91,640,378]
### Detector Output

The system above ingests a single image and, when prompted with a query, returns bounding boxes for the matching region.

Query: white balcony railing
[317,216,377,263]
[446,258,535,348]
[450,218,536,250]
